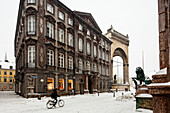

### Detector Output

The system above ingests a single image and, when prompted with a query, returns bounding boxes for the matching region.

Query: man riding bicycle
[50,88,60,106]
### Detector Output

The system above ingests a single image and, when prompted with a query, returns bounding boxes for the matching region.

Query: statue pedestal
[136,85,153,110]
[147,68,170,113]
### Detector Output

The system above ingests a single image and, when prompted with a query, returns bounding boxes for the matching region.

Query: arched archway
[105,26,129,90]
[112,48,129,85]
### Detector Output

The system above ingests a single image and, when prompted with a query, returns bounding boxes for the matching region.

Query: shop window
[47,78,54,90]
[9,85,13,89]
[68,79,73,90]
[59,79,64,90]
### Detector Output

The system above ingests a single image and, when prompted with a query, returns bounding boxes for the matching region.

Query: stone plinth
[136,86,153,110]
[148,82,170,113]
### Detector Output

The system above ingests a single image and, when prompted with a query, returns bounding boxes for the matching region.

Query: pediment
[74,11,102,33]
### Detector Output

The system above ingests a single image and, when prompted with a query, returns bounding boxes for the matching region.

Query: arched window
[27,15,35,35]
[87,42,90,55]
[47,49,54,66]
[79,38,83,52]
[94,45,97,57]
[94,63,97,72]
[59,28,64,43]
[47,22,54,39]
[87,61,90,74]
[79,59,83,73]
[68,56,73,69]
[68,33,73,47]
[59,53,64,68]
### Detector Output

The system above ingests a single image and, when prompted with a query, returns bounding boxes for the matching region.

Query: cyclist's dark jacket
[50,90,59,99]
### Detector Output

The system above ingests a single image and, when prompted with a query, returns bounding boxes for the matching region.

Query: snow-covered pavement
[0,91,153,113]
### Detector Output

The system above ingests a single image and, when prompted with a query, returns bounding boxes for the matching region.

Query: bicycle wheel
[58,99,65,107]
[46,100,55,109]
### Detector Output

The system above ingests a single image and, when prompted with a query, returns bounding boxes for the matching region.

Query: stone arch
[112,48,129,84]
[105,26,129,90]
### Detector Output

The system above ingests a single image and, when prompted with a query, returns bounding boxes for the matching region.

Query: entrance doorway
[80,79,84,94]
[88,76,93,94]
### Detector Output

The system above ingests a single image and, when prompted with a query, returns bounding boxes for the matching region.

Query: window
[87,42,90,55]
[106,53,109,61]
[59,53,64,68]
[68,33,73,47]
[79,59,83,73]
[94,63,97,72]
[3,77,7,82]
[86,61,90,73]
[28,46,35,67]
[0,71,1,75]
[9,77,13,83]
[68,56,73,70]
[106,43,108,49]
[79,38,83,52]
[47,3,54,14]
[28,0,35,4]
[47,78,54,90]
[68,79,73,90]
[27,15,35,35]
[0,77,1,83]
[94,46,97,57]
[59,28,64,43]
[4,71,7,75]
[68,18,73,26]
[102,51,105,60]
[10,71,12,75]
[102,66,105,75]
[99,65,101,74]
[99,49,101,59]
[47,22,54,39]
[87,29,90,36]
[102,40,105,46]
[59,11,64,20]
[94,34,97,40]
[106,68,109,76]
[59,79,64,89]
[79,24,83,31]
[47,50,54,66]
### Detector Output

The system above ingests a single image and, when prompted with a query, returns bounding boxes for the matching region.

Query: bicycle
[46,97,65,109]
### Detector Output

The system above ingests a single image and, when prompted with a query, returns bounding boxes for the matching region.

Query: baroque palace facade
[14,0,112,97]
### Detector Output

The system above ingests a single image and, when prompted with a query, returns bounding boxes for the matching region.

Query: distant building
[14,0,112,97]
[0,55,15,91]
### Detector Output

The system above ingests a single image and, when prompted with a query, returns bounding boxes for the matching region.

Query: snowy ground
[0,91,153,113]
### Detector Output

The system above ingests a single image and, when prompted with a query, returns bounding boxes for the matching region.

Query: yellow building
[0,59,15,91]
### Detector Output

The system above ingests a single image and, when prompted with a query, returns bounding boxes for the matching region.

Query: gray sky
[0,0,159,77]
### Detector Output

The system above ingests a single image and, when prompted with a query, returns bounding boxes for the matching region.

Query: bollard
[98,92,99,96]
[122,92,124,96]
[113,91,115,97]
[38,94,41,100]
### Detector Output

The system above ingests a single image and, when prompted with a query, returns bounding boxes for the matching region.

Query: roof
[0,61,15,70]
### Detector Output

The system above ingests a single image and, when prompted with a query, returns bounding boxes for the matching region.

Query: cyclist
[50,88,60,106]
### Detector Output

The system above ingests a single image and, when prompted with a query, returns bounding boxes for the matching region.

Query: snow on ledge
[138,88,148,90]
[148,82,170,87]
[136,94,152,98]
[154,67,167,75]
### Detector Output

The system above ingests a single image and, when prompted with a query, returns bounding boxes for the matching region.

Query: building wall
[0,69,15,91]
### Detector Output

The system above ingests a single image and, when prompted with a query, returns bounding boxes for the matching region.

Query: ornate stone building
[14,0,112,97]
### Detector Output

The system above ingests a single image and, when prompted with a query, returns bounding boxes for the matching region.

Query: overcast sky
[0,0,159,78]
